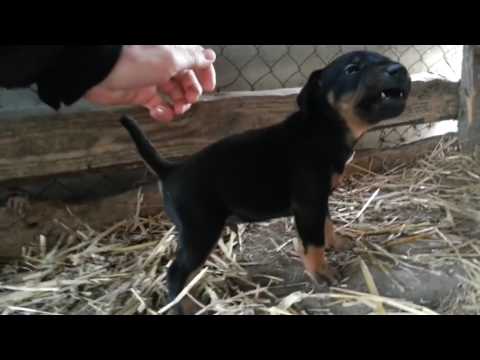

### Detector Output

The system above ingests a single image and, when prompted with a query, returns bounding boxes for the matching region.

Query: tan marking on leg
[181,296,202,315]
[331,173,344,191]
[302,246,328,274]
[301,245,339,284]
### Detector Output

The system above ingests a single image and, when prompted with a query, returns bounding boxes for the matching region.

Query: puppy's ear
[297,69,323,113]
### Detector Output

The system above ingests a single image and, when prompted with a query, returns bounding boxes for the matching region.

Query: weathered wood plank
[0,77,458,183]
[0,183,163,259]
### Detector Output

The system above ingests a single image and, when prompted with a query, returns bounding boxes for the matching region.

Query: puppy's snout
[385,63,406,78]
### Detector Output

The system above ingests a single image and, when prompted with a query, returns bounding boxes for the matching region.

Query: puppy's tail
[120,115,175,180]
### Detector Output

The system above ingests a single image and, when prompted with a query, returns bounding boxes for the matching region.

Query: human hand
[84,45,217,122]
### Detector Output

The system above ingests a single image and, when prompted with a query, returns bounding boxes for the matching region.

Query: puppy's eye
[345,64,360,75]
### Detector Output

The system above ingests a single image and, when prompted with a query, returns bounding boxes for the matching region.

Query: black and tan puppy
[121,51,411,314]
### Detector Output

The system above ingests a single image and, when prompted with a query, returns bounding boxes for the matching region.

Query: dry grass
[0,136,479,315]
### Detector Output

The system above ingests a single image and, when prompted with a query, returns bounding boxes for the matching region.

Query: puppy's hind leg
[167,214,226,315]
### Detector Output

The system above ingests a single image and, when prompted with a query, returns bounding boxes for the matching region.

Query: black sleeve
[0,45,122,109]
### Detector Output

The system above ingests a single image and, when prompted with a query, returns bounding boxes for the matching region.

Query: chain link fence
[208,45,462,91]
[0,45,464,204]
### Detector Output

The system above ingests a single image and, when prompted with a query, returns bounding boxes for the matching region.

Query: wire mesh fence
[208,45,463,91]
[0,45,464,205]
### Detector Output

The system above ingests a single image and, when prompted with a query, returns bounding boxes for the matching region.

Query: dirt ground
[222,218,468,315]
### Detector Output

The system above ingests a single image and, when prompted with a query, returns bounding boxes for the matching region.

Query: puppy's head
[297,51,411,138]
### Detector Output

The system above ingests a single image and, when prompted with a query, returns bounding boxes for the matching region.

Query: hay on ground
[0,136,479,315]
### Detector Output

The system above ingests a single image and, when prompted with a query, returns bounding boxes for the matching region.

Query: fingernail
[203,49,216,62]
[152,107,171,122]
[175,103,191,115]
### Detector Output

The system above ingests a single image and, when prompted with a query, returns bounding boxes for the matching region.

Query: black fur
[121,51,411,314]
[120,117,175,178]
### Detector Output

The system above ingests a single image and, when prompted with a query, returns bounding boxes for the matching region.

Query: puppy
[120,51,411,314]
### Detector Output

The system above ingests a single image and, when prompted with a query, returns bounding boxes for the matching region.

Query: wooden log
[0,77,458,183]
[458,45,480,156]
[0,183,163,259]
[0,134,454,259]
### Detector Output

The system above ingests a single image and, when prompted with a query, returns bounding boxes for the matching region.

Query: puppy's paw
[302,245,342,287]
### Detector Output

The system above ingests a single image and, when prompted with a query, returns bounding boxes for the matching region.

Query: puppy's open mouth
[359,87,408,110]
[377,88,406,102]
[357,85,409,119]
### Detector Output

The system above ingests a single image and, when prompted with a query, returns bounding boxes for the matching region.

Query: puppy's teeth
[381,92,387,99]
[400,91,404,97]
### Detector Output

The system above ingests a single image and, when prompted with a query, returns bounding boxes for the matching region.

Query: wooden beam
[0,77,459,183]
[0,183,163,259]
[459,45,480,156]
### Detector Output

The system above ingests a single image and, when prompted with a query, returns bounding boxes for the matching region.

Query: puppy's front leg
[292,195,340,286]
